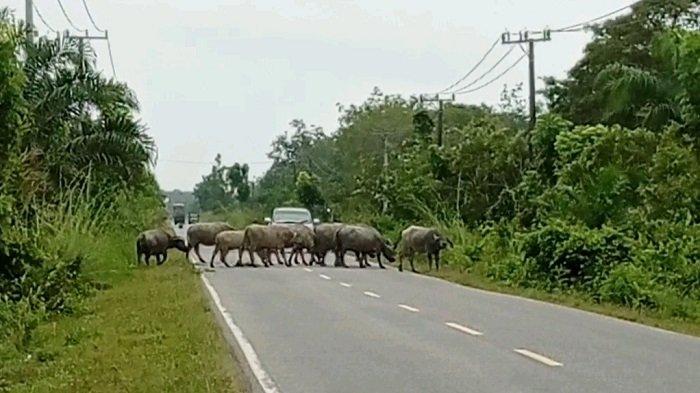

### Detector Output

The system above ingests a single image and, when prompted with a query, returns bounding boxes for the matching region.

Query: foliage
[193,154,251,211]
[544,0,700,131]
[0,9,165,356]
[295,171,325,211]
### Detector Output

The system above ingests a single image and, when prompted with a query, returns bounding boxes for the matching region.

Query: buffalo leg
[194,244,206,263]
[235,248,244,267]
[427,253,433,271]
[435,252,440,271]
[219,248,232,268]
[410,254,417,273]
[210,244,220,268]
[280,249,290,267]
[144,253,151,266]
[248,247,259,267]
[398,253,404,272]
[159,251,168,265]
[337,250,347,268]
[377,252,385,269]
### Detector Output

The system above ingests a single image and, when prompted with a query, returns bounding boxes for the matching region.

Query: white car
[265,207,320,230]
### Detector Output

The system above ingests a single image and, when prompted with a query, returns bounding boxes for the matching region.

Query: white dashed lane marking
[303,268,313,272]
[363,291,381,298]
[319,274,331,280]
[339,282,352,288]
[398,304,420,313]
[445,322,483,336]
[514,349,563,367]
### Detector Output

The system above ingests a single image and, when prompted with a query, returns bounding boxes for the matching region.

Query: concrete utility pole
[67,30,109,74]
[25,0,34,31]
[419,94,455,146]
[501,30,551,129]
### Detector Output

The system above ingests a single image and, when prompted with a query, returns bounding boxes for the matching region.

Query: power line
[33,3,57,33]
[452,46,516,93]
[455,53,527,95]
[81,0,105,32]
[57,0,84,33]
[438,36,501,94]
[552,1,641,32]
[106,31,116,77]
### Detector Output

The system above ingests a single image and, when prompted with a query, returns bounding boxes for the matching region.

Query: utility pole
[25,0,34,37]
[67,30,109,74]
[419,94,455,146]
[501,30,551,129]
[25,0,33,30]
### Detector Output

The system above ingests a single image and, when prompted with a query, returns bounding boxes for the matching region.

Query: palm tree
[18,30,156,194]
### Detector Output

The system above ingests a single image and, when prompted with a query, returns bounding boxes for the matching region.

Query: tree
[193,154,231,211]
[412,109,434,139]
[544,0,700,128]
[595,30,700,133]
[295,171,325,210]
[194,155,253,210]
[227,163,251,202]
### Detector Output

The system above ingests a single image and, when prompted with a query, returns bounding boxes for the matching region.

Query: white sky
[7,0,636,190]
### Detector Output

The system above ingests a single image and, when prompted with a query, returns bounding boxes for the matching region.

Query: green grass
[400,259,700,337]
[1,255,245,392]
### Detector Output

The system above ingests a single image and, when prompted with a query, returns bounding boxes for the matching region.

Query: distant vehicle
[265,207,319,229]
[188,212,199,224]
[172,203,186,228]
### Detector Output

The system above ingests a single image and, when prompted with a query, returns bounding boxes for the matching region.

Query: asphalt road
[177,226,700,393]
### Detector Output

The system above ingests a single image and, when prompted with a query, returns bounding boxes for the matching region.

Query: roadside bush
[597,263,660,309]
[518,221,633,290]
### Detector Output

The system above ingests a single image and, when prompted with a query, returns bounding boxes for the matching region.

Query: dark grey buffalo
[136,228,188,265]
[335,225,395,269]
[396,225,453,272]
[310,223,345,266]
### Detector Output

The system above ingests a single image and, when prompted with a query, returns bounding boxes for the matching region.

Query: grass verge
[403,259,700,337]
[1,255,245,392]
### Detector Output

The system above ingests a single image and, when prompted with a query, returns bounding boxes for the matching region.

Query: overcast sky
[7,0,636,191]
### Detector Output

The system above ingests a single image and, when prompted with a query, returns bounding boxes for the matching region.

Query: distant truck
[188,211,199,224]
[172,203,186,228]
[265,207,319,230]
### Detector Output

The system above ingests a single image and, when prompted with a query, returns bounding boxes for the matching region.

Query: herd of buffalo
[136,222,454,273]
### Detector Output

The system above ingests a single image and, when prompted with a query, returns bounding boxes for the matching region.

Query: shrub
[597,263,659,309]
[518,221,633,290]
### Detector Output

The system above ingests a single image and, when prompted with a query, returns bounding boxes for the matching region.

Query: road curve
[178,227,700,393]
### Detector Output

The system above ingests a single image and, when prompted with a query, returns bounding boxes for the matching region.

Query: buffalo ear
[433,233,440,241]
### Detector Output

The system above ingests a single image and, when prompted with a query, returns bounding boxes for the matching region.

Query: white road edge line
[398,304,419,313]
[303,268,313,272]
[339,282,352,288]
[363,291,381,298]
[319,274,331,280]
[514,349,563,367]
[445,322,483,336]
[193,255,280,393]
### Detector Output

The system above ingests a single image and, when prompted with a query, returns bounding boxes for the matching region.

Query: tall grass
[0,183,165,354]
